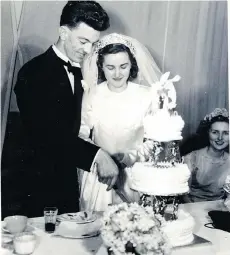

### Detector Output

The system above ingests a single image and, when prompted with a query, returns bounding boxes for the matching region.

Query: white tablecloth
[2,200,230,255]
[178,200,230,255]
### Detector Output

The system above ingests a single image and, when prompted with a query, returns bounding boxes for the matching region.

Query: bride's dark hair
[97,43,139,83]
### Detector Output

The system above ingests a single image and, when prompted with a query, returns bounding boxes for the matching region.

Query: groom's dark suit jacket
[14,47,99,216]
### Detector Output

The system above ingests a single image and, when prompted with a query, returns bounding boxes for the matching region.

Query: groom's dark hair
[60,1,110,31]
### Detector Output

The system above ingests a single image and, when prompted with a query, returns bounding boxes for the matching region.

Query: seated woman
[78,33,162,211]
[183,108,229,202]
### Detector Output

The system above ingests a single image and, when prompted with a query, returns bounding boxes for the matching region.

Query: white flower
[81,80,89,91]
[101,203,171,255]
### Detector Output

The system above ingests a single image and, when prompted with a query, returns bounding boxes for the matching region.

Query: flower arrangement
[101,203,171,255]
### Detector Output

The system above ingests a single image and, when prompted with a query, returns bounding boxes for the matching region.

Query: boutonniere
[81,80,89,91]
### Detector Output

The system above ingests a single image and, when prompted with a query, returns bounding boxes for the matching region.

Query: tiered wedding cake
[100,73,195,255]
[128,72,194,248]
[129,109,191,196]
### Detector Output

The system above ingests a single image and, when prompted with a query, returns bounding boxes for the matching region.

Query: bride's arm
[113,140,154,167]
[113,95,156,166]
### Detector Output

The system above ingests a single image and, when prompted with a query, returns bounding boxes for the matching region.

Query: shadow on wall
[1,50,13,114]
[105,9,128,35]
[19,35,56,64]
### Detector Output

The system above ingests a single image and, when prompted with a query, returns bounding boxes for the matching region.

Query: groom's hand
[95,149,119,191]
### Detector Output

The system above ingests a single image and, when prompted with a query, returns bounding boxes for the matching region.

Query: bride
[78,33,162,211]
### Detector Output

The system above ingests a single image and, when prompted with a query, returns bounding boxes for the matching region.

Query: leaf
[160,72,170,83]
[171,75,181,82]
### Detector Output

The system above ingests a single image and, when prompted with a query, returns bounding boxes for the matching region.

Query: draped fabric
[1,1,228,146]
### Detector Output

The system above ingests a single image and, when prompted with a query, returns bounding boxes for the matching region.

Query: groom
[14,1,118,216]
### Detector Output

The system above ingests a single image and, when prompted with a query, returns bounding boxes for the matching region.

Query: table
[175,200,230,255]
[2,200,230,255]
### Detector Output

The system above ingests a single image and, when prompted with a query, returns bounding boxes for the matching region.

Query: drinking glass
[44,207,58,233]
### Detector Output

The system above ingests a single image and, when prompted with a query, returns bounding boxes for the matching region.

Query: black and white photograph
[1,1,229,254]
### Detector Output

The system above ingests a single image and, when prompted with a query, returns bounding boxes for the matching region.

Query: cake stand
[139,139,186,220]
[139,192,188,220]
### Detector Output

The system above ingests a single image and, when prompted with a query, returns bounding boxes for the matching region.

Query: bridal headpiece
[196,108,229,135]
[82,33,162,101]
[94,33,136,56]
[204,108,229,122]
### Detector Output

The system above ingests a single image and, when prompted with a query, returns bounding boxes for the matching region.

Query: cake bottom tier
[162,209,195,247]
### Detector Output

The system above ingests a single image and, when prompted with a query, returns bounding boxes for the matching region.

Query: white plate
[57,211,97,224]
[53,230,100,239]
[2,223,34,234]
[2,235,13,243]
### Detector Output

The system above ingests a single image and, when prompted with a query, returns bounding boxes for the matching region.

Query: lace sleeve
[120,141,155,167]
[79,90,94,142]
[184,151,197,173]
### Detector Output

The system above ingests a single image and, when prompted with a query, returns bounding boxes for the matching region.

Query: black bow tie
[63,61,81,75]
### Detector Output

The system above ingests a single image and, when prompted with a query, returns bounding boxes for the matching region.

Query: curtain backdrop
[2,0,228,145]
[1,0,24,150]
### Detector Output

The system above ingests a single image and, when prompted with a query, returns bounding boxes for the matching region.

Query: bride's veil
[82,33,162,86]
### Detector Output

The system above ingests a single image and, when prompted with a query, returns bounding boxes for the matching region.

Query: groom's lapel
[45,47,75,96]
[45,47,84,133]
[73,68,84,134]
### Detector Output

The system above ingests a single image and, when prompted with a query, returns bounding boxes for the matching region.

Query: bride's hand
[138,140,154,161]
[95,149,119,191]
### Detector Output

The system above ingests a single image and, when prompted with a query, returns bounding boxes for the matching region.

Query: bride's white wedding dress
[79,81,152,211]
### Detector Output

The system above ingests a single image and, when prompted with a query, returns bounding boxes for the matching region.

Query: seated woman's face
[102,52,131,91]
[209,121,229,151]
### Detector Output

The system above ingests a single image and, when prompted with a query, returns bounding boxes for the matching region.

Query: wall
[2,0,228,141]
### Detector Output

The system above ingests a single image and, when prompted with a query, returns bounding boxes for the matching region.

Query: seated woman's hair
[180,108,229,156]
[196,108,229,137]
[97,43,139,83]
[60,1,110,31]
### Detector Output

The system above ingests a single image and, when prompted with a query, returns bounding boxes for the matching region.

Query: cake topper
[153,72,181,111]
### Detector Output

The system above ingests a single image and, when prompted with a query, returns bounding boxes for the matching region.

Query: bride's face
[209,121,229,151]
[102,52,131,92]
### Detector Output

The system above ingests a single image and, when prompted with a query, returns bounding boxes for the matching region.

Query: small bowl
[13,232,37,255]
[4,215,28,234]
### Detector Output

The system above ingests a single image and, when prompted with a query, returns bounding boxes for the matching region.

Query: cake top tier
[143,72,184,142]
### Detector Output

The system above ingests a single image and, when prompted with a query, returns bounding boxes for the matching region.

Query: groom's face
[62,22,100,63]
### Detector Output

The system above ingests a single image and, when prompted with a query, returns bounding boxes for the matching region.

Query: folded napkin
[208,210,230,232]
[54,218,102,238]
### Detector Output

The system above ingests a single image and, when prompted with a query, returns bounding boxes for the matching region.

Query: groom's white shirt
[52,44,80,93]
[52,45,100,172]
